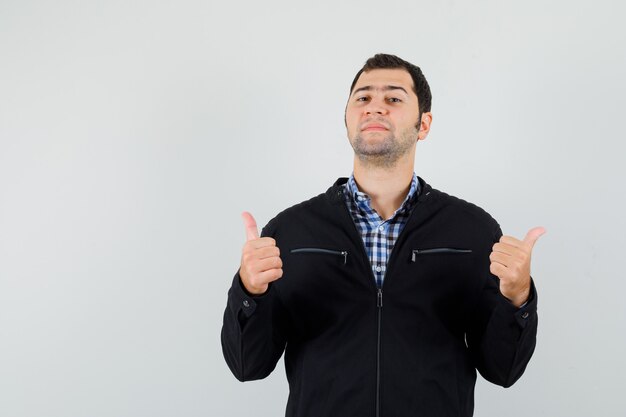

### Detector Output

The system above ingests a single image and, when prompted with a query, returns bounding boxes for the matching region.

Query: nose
[364,97,388,116]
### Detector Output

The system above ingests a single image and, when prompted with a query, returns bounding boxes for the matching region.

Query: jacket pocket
[411,248,472,262]
[290,247,348,265]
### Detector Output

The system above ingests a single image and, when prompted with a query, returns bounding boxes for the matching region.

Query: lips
[361,123,389,131]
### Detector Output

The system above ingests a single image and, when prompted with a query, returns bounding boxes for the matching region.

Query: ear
[417,112,432,141]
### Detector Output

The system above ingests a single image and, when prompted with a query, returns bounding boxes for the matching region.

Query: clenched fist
[489,226,546,307]
[239,211,283,295]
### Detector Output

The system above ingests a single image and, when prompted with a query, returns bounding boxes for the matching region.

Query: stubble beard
[350,126,419,169]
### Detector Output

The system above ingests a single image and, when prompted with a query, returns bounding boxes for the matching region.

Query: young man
[222,53,544,417]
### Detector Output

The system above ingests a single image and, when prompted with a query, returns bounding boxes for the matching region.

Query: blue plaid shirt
[343,172,420,288]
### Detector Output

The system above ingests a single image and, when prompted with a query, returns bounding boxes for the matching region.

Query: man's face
[345,68,429,167]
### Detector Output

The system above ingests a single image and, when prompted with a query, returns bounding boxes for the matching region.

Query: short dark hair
[349,53,432,117]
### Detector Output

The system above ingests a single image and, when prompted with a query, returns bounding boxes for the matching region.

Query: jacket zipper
[290,247,348,265]
[411,248,472,262]
[376,287,383,417]
[338,183,430,417]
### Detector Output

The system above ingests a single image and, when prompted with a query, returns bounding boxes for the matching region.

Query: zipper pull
[377,288,383,308]
[411,250,417,262]
[341,251,347,265]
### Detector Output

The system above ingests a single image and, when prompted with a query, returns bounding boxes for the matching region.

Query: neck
[352,151,415,221]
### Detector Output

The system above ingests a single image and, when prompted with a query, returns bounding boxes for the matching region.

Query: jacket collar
[326,176,433,205]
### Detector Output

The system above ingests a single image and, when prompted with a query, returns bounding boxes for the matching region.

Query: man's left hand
[489,226,546,307]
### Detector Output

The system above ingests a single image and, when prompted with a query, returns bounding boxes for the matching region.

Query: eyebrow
[352,85,409,96]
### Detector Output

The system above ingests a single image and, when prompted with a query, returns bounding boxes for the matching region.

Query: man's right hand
[239,211,283,295]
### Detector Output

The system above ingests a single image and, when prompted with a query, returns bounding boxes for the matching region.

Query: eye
[356,96,369,102]
[387,97,402,103]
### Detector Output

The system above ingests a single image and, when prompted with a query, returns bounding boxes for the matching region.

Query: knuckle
[247,274,257,286]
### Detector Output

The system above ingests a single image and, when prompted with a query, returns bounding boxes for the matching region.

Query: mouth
[361,124,389,132]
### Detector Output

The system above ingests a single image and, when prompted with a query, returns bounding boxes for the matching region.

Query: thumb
[523,226,546,249]
[241,211,259,241]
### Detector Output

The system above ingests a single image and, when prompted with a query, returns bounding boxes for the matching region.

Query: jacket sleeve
[220,225,289,382]
[466,223,539,388]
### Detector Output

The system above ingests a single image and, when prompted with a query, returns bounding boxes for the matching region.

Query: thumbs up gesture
[239,211,284,295]
[489,227,546,307]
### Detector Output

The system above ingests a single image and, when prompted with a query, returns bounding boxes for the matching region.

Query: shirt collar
[345,172,420,216]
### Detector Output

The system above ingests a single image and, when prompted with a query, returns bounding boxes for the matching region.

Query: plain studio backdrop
[1,0,624,416]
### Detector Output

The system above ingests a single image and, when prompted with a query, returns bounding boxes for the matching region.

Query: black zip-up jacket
[221,176,538,417]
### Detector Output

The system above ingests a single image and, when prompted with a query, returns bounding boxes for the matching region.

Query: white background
[1,0,625,416]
